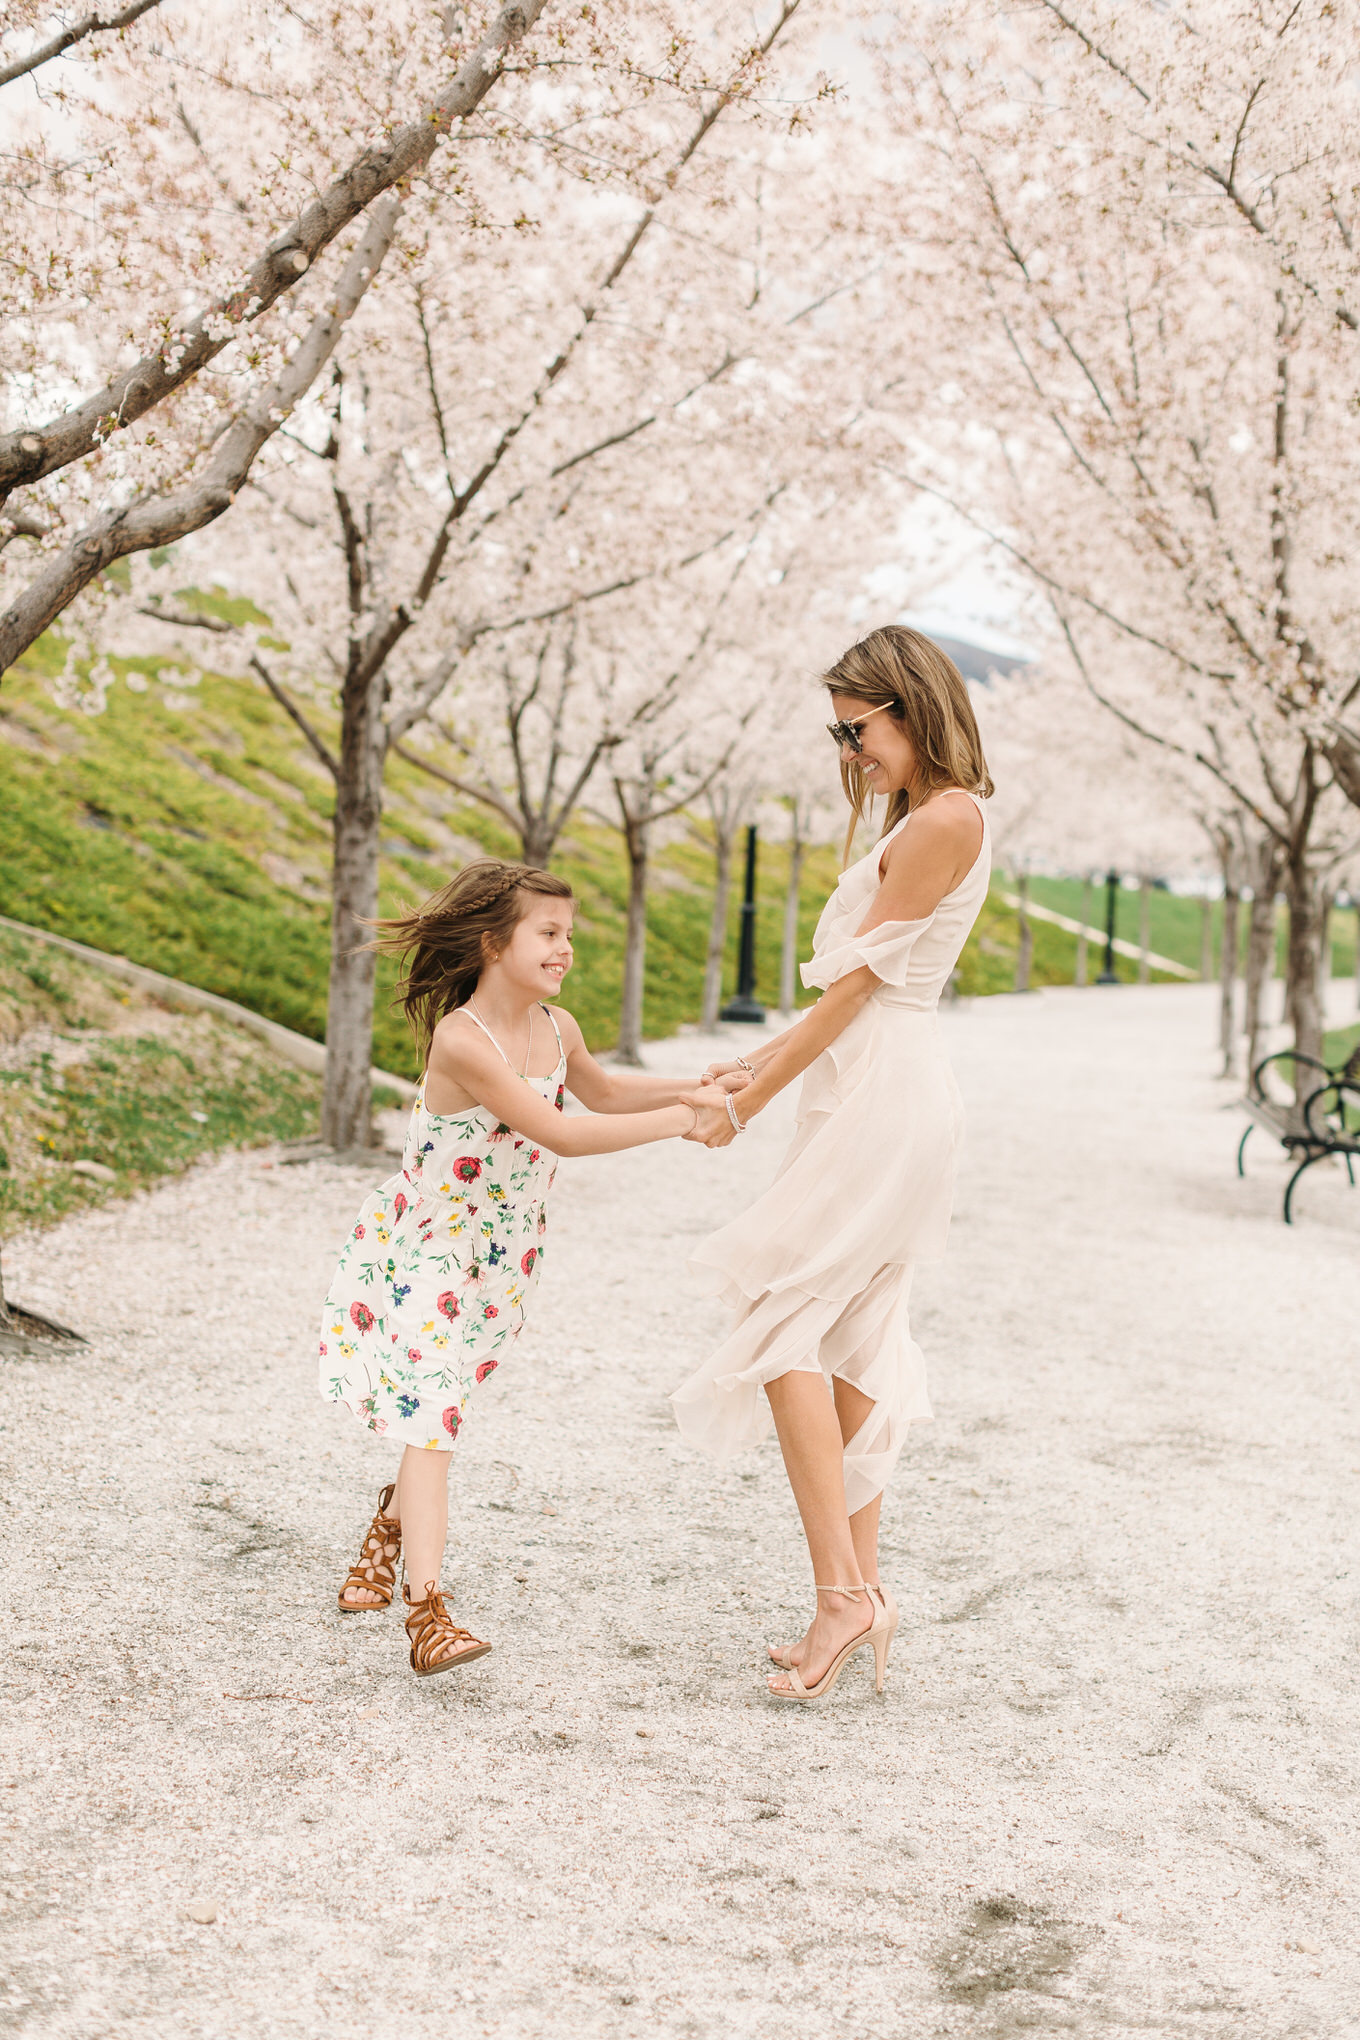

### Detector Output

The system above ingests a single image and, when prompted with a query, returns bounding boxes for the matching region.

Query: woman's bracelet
[681,1102,699,1134]
[725,1091,747,1135]
[735,1054,754,1074]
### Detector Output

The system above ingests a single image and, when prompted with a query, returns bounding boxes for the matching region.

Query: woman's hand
[701,1059,754,1092]
[681,1086,738,1147]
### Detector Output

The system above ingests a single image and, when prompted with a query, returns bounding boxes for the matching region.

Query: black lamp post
[719,824,766,1023]
[1097,868,1120,983]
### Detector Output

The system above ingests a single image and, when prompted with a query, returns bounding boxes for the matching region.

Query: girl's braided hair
[376,860,574,1055]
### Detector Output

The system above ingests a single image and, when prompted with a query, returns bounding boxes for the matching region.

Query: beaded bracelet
[725,1091,747,1135]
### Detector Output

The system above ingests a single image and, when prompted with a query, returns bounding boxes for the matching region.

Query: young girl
[672,625,992,1703]
[321,860,729,1677]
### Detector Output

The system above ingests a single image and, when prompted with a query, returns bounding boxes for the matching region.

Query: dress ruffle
[670,1264,930,1516]
[800,913,932,992]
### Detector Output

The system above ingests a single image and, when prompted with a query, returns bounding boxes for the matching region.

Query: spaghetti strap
[458,1005,514,1068]
[539,1002,565,1065]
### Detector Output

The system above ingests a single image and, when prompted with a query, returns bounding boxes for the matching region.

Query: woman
[671,625,992,1703]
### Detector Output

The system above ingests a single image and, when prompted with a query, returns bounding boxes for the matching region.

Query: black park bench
[1237,1044,1360,1224]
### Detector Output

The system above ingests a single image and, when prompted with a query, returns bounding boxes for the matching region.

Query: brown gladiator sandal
[337,1482,402,1612]
[402,1581,492,1677]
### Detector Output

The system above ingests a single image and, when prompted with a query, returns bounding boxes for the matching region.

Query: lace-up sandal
[766,1584,890,1704]
[337,1483,402,1612]
[402,1581,492,1677]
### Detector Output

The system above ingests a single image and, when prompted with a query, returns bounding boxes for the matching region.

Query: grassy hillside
[2,642,1105,1073]
[0,922,319,1244]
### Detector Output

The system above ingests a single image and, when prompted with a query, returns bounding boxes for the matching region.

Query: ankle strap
[814,1582,867,1595]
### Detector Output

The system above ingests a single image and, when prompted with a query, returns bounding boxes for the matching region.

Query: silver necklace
[469,997,534,1077]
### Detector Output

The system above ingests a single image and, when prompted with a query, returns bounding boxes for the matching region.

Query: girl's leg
[396,1444,452,1593]
[833,1375,883,1587]
[764,1371,874,1690]
[338,1466,404,1609]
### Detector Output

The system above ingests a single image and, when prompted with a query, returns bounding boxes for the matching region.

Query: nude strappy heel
[337,1482,402,1611]
[766,1584,892,1703]
[402,1580,492,1677]
[768,1579,899,1671]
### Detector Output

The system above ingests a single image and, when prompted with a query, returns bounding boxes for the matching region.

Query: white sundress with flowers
[318,1004,565,1451]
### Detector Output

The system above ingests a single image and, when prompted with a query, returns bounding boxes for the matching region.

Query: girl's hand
[681,1086,738,1147]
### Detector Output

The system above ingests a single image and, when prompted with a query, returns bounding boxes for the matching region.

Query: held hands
[681,1082,740,1147]
[702,1059,755,1092]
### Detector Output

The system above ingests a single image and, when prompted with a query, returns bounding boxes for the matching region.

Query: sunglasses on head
[825,704,890,753]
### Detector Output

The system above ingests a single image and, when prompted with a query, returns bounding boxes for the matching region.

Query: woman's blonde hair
[824,624,993,862]
[376,860,573,1056]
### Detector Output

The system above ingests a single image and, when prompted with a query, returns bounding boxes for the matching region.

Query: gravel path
[2,984,1358,2040]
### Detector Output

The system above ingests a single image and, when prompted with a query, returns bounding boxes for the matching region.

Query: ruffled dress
[318,1006,565,1452]
[670,795,990,1512]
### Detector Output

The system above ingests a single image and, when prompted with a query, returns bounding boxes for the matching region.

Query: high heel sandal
[337,1482,402,1612]
[402,1580,492,1677]
[768,1579,898,1672]
[766,1584,892,1704]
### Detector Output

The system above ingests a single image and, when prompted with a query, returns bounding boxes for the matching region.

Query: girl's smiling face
[828,692,922,798]
[490,895,575,1000]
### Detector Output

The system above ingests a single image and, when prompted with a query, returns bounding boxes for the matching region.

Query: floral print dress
[319,1005,565,1451]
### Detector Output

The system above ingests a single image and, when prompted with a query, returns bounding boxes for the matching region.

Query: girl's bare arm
[553,1007,707,1112]
[426,1021,726,1156]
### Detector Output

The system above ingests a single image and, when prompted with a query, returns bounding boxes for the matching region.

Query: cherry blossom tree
[864,0,1360,1071]
[0,0,583,667]
[114,0,825,1142]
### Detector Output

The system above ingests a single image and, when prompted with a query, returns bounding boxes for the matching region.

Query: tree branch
[249,653,338,779]
[1053,602,1285,843]
[0,0,550,503]
[390,740,523,833]
[0,196,402,675]
[0,0,160,90]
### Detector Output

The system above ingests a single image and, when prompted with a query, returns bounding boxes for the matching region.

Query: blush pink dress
[671,792,990,1512]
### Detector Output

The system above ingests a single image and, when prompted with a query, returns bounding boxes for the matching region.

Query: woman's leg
[833,1376,883,1587]
[395,1444,451,1593]
[764,1371,874,1690]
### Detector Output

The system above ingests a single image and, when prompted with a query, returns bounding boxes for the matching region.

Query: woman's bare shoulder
[886,793,980,859]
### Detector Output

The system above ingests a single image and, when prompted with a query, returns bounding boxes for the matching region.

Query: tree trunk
[780,828,806,1016]
[1316,891,1333,1015]
[1200,896,1213,981]
[1137,876,1151,984]
[1013,871,1033,993]
[1074,874,1091,986]
[616,811,649,1066]
[701,823,737,1030]
[519,816,555,869]
[1283,852,1325,1082]
[1219,885,1240,1077]
[321,667,388,1150]
[1242,843,1283,1080]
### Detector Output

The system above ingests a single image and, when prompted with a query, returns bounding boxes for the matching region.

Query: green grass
[0,923,319,1242]
[1324,1021,1360,1069]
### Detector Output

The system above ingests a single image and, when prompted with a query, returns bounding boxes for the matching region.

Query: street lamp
[1097,868,1120,984]
[719,824,766,1023]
